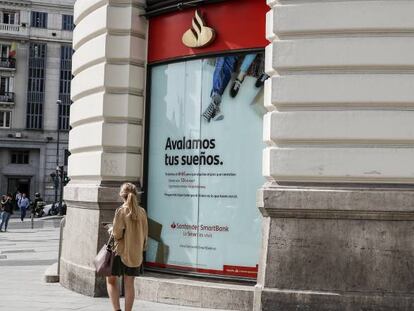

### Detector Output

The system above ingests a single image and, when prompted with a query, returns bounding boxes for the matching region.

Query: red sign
[146,262,258,279]
[148,0,268,63]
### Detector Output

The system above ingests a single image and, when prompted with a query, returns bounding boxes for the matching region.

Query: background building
[0,0,74,202]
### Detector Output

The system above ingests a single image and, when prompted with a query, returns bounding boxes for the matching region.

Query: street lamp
[55,99,61,207]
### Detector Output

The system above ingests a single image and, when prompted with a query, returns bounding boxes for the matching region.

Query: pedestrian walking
[0,194,13,232]
[15,190,22,210]
[106,183,148,311]
[15,190,21,202]
[18,193,30,221]
[0,195,4,216]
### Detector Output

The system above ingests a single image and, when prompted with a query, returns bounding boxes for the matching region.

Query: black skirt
[111,255,142,277]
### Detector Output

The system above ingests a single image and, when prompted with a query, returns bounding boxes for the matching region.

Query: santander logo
[171,222,177,229]
[182,10,216,48]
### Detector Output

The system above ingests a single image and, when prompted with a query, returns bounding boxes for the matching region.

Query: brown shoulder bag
[94,235,115,276]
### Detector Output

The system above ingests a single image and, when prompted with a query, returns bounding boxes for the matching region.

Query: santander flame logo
[171,222,177,229]
[182,10,216,48]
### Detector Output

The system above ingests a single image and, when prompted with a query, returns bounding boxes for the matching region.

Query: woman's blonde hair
[119,183,140,220]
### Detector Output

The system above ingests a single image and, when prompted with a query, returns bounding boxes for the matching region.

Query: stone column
[60,0,147,296]
[255,1,414,310]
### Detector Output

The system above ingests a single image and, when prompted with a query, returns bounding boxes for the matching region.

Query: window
[0,45,9,59]
[30,43,47,58]
[59,45,73,130]
[31,11,47,28]
[0,45,15,69]
[0,110,10,128]
[11,150,29,164]
[26,43,46,129]
[62,15,74,31]
[0,76,10,94]
[0,76,13,102]
[146,52,266,279]
[3,11,18,25]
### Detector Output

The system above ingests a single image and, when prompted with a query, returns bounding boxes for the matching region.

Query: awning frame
[144,0,228,17]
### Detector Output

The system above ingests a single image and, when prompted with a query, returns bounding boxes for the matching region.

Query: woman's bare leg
[124,276,135,311]
[106,276,121,310]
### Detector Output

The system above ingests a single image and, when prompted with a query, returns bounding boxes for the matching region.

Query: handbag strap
[106,234,115,248]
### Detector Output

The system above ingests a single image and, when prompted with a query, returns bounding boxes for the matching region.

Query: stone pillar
[60,0,147,296]
[255,1,414,310]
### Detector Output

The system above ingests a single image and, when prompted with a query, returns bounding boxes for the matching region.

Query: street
[0,216,228,311]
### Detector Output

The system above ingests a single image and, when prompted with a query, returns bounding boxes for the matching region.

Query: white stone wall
[68,0,146,185]
[264,0,414,184]
[60,1,146,295]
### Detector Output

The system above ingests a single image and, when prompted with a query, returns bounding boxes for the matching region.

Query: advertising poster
[146,52,267,278]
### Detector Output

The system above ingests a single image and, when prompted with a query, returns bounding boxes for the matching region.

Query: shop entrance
[7,177,31,197]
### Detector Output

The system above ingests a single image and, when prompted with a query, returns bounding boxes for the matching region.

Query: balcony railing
[0,23,28,37]
[0,23,19,32]
[0,92,15,103]
[0,58,15,69]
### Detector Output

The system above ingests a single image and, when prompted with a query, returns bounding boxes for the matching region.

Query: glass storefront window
[146,52,267,279]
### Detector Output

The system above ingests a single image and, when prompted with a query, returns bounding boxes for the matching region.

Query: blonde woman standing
[107,183,148,311]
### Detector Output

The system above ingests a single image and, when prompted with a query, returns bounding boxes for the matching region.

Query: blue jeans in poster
[203,56,237,122]
[240,53,257,72]
[211,56,237,100]
[0,211,11,231]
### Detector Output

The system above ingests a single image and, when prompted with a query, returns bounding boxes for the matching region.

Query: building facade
[62,0,414,310]
[0,0,74,203]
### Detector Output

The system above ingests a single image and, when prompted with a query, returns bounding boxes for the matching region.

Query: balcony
[0,23,19,32]
[0,92,14,103]
[0,57,15,69]
[0,23,28,38]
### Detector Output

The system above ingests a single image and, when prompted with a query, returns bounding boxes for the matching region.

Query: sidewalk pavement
[0,217,229,311]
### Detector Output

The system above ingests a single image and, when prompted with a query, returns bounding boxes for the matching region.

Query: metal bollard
[57,216,66,276]
[31,211,34,229]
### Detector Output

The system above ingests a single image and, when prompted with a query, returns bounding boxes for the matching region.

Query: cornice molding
[0,0,30,7]
[259,186,414,221]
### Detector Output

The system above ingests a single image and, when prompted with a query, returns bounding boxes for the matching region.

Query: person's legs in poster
[202,56,237,122]
[230,53,257,98]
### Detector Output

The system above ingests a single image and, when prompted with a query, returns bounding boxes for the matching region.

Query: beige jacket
[112,205,148,268]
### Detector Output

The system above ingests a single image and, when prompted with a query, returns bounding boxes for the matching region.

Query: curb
[44,262,59,283]
[40,216,64,221]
